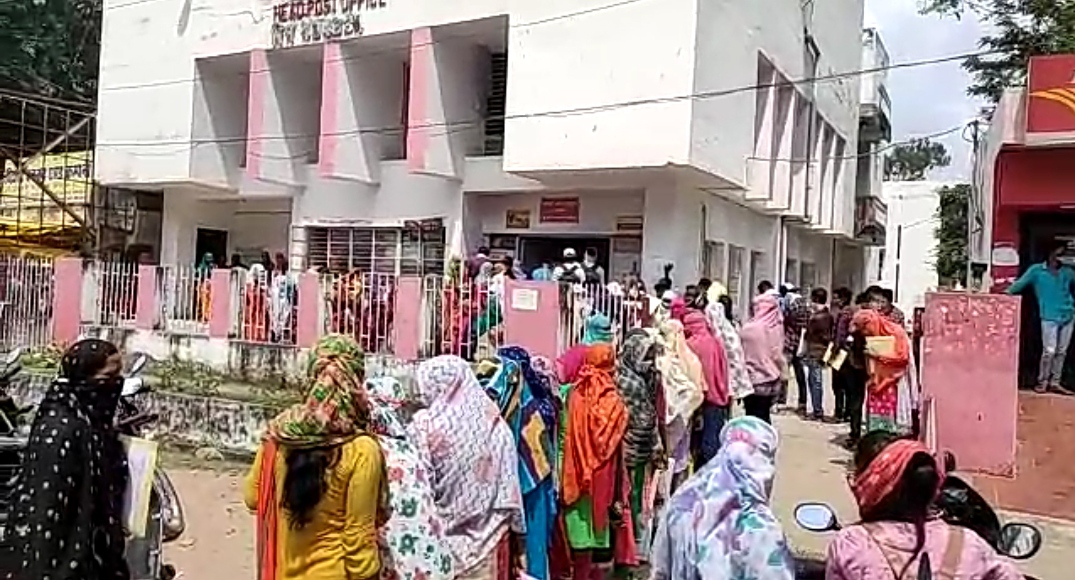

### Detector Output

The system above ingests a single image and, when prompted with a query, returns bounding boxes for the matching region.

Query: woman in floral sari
[196,252,214,323]
[409,355,524,579]
[852,308,913,434]
[616,330,666,543]
[365,376,455,580]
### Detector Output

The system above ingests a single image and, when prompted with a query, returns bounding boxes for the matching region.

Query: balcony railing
[855,195,887,246]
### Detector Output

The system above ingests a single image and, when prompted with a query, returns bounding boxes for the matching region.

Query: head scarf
[740,294,785,385]
[582,312,614,345]
[681,309,730,406]
[266,334,369,447]
[852,308,911,397]
[656,319,705,425]
[557,344,590,385]
[563,344,628,506]
[248,262,267,284]
[705,299,753,400]
[410,355,524,567]
[197,252,214,276]
[616,330,662,467]
[364,376,457,580]
[670,296,687,321]
[650,416,793,580]
[0,339,130,579]
[500,345,557,430]
[852,439,944,518]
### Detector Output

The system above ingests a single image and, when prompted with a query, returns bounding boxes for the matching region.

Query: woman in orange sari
[851,308,913,435]
[560,343,636,580]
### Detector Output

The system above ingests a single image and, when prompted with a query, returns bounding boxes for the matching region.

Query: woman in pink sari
[739,294,785,424]
[678,289,729,468]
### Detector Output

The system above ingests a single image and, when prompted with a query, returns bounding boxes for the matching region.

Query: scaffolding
[0,90,97,256]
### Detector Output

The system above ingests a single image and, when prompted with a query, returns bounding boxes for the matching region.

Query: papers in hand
[120,435,159,538]
[865,336,897,357]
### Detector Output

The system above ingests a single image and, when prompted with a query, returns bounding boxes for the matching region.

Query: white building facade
[95,0,874,313]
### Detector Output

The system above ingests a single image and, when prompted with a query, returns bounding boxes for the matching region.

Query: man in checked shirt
[781,283,813,414]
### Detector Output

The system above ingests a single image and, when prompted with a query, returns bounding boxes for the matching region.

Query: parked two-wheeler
[792,451,1044,579]
[116,353,185,580]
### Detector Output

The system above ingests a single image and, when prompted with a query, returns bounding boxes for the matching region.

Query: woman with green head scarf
[582,312,614,345]
[245,334,387,580]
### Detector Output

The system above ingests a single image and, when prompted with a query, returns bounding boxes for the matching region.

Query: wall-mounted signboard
[271,0,387,49]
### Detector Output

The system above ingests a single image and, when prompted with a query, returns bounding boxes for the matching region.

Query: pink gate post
[502,280,560,360]
[51,257,84,346]
[921,292,1021,476]
[392,277,423,361]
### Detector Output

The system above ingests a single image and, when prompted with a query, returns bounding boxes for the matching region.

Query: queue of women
[0,277,1023,579]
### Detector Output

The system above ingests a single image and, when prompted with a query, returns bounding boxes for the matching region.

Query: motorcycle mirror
[794,502,839,532]
[128,353,149,376]
[3,348,21,367]
[943,451,957,473]
[120,377,147,398]
[998,523,1043,560]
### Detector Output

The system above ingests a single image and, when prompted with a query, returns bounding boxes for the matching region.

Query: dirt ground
[162,416,1075,579]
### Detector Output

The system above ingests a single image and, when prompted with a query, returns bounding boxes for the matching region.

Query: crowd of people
[0,265,1028,579]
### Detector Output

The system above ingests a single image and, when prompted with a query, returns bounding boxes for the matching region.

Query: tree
[0,0,102,103]
[934,184,970,287]
[884,138,952,181]
[921,1,1075,103]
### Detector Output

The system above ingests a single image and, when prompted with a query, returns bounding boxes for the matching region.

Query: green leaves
[934,184,971,287]
[0,0,101,102]
[921,0,1075,103]
[884,138,952,181]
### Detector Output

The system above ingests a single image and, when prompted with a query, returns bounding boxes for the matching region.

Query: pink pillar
[405,27,432,173]
[207,269,232,339]
[51,257,83,346]
[502,280,560,360]
[134,265,158,330]
[921,292,1021,476]
[392,277,423,360]
[245,48,269,178]
[318,42,341,177]
[296,272,323,348]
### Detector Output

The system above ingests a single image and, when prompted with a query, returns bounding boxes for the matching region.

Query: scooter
[116,353,186,580]
[792,451,1044,579]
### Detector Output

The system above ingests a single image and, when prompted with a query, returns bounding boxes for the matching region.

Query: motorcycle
[792,451,1044,579]
[116,353,185,580]
[0,349,185,580]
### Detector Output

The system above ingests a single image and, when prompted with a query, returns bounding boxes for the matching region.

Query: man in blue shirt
[1007,241,1075,394]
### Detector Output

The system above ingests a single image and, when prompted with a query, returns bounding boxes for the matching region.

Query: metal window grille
[484,52,508,155]
[306,221,446,276]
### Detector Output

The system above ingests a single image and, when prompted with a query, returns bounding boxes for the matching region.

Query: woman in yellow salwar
[195,253,214,323]
[244,335,387,580]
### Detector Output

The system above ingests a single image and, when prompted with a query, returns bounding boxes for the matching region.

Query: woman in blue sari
[477,345,559,580]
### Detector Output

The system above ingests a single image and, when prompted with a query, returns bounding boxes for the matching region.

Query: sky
[864,0,986,180]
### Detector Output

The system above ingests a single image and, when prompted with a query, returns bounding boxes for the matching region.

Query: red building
[974,54,1075,387]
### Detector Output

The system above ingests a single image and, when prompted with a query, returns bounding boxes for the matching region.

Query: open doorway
[1016,211,1075,389]
[518,236,612,273]
[195,228,228,267]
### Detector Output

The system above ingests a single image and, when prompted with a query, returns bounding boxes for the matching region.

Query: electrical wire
[92,48,998,156]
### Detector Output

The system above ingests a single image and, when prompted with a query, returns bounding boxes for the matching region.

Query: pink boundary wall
[295,272,322,348]
[134,265,157,330]
[921,292,1021,477]
[502,280,560,360]
[208,269,232,339]
[318,42,341,177]
[406,27,431,173]
[245,49,269,179]
[52,257,82,346]
[392,277,423,360]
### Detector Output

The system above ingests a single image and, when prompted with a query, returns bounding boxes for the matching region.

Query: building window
[703,241,726,281]
[728,245,745,314]
[306,220,446,276]
[785,258,798,285]
[483,52,508,156]
[800,262,817,291]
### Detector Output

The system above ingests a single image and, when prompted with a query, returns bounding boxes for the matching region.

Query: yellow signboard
[1,151,92,206]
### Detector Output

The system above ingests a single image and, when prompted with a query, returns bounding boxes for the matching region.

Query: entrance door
[195,228,228,267]
[1017,211,1075,388]
[518,236,612,275]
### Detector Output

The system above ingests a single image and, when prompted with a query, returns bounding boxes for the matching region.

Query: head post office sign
[271,0,387,49]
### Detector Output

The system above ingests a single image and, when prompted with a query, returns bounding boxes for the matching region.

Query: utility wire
[94,49,999,153]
